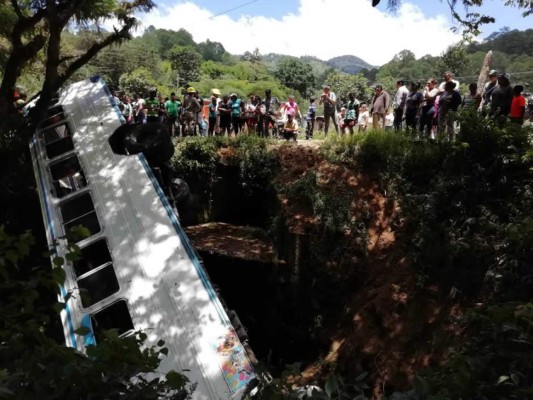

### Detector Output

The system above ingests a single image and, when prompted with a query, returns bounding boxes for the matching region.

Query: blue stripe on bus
[139,155,231,326]
[32,136,78,349]
[100,79,126,124]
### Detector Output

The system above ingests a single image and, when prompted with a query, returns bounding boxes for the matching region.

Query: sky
[130,0,532,66]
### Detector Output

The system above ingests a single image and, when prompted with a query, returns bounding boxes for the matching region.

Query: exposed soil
[185,222,279,263]
[271,143,463,398]
[193,141,463,398]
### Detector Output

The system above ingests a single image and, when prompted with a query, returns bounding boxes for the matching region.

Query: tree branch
[59,19,135,85]
[11,0,25,21]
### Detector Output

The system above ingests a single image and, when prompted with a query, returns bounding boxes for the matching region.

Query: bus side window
[40,105,65,129]
[77,264,119,308]
[50,155,87,198]
[59,192,101,238]
[90,300,134,343]
[72,239,111,277]
[41,123,74,159]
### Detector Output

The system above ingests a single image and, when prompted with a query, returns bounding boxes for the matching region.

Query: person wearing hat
[480,69,499,112]
[182,87,201,135]
[305,95,317,139]
[319,85,339,135]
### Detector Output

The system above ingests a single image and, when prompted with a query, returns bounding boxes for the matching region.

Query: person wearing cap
[480,69,499,112]
[490,73,513,123]
[369,84,391,130]
[319,85,339,135]
[305,96,317,139]
[392,79,409,131]
[211,88,222,134]
[181,87,201,135]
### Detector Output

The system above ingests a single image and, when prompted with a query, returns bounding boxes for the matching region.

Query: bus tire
[110,123,174,166]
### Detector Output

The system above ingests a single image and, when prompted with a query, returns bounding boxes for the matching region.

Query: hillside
[327,54,377,74]
[261,52,375,76]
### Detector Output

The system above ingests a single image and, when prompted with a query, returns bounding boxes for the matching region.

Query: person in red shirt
[509,85,526,125]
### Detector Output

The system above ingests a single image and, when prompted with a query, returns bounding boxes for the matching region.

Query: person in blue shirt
[229,93,243,135]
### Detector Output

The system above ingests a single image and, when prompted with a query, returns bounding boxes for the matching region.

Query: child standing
[358,104,369,132]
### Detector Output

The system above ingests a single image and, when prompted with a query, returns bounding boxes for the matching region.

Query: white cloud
[132,0,462,66]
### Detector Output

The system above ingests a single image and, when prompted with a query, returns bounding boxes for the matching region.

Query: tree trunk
[476,50,493,96]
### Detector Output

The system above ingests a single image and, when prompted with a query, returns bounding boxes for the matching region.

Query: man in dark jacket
[490,73,513,124]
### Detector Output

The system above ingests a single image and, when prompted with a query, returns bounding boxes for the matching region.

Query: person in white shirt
[358,103,369,132]
[393,79,409,131]
[438,71,460,94]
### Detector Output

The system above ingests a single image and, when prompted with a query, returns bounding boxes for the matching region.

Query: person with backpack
[343,92,359,134]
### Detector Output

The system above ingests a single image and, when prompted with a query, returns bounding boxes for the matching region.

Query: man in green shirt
[145,88,160,123]
[165,92,181,136]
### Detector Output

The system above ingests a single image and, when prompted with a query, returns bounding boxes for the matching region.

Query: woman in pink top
[281,95,302,120]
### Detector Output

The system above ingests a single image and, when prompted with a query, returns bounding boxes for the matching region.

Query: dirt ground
[271,143,463,398]
[190,141,462,398]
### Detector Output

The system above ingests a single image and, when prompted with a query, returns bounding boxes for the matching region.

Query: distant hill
[467,28,533,56]
[261,53,376,76]
[326,55,377,74]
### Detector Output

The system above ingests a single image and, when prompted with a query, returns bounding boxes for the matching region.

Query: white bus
[29,78,256,399]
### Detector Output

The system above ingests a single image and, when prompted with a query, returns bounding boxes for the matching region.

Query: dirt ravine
[271,143,462,398]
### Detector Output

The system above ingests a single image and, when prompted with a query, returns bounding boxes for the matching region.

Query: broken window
[50,155,87,198]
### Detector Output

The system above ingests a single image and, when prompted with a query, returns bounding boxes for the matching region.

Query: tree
[0,0,155,123]
[322,71,371,101]
[168,46,202,86]
[274,57,315,97]
[119,67,158,95]
[197,39,226,62]
[242,48,262,63]
[143,27,196,59]
[437,43,472,77]
[372,0,532,33]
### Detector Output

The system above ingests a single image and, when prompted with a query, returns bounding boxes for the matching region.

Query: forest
[1,1,532,399]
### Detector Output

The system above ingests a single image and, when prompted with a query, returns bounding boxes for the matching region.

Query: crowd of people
[113,69,532,142]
